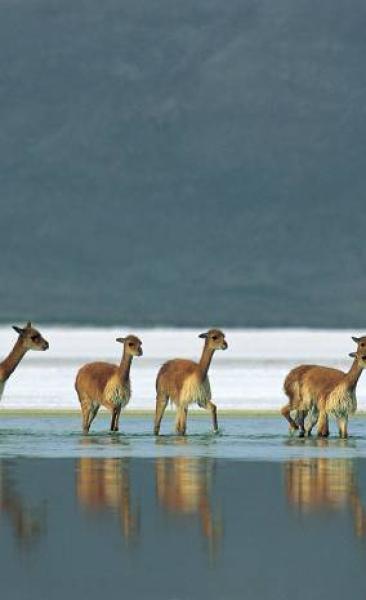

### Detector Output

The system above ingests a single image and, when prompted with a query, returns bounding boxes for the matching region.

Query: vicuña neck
[345,359,364,391]
[118,351,133,383]
[0,338,27,382]
[198,344,215,380]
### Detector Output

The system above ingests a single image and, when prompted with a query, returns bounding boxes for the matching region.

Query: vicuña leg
[281,404,299,432]
[296,410,306,437]
[154,393,168,435]
[111,406,121,432]
[207,400,218,432]
[87,404,100,432]
[113,405,122,432]
[82,408,91,434]
[317,411,329,437]
[175,406,188,435]
[78,393,92,434]
[337,416,348,439]
[304,406,318,436]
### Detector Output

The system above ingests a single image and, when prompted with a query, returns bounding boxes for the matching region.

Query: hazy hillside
[1,0,366,327]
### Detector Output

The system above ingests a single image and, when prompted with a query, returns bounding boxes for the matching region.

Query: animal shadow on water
[76,458,140,543]
[78,431,130,449]
[155,456,222,560]
[154,427,221,448]
[0,461,46,547]
[284,457,366,539]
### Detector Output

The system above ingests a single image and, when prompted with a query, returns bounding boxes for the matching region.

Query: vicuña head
[116,335,143,357]
[13,321,49,352]
[349,335,366,367]
[199,329,228,351]
[351,335,366,347]
[0,321,49,389]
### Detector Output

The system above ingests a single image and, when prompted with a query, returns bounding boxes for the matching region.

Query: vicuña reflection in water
[0,461,46,546]
[155,456,222,557]
[76,458,139,542]
[285,455,366,538]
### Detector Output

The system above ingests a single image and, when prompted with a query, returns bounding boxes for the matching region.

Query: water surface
[1,413,366,461]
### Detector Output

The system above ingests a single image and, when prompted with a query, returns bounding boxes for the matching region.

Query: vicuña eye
[212,335,218,341]
[129,342,134,347]
[31,335,39,341]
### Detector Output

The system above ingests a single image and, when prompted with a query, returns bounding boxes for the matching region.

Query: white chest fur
[104,377,131,408]
[180,374,211,408]
[326,384,357,417]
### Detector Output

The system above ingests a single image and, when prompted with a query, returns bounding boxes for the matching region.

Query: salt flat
[0,327,365,411]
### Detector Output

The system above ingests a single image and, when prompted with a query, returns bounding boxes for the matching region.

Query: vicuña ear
[349,352,357,358]
[26,321,32,328]
[13,326,24,335]
[352,336,361,343]
[116,337,125,343]
[198,332,208,339]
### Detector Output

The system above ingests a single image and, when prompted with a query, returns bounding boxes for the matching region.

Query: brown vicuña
[154,329,228,435]
[75,335,142,433]
[0,321,49,401]
[281,335,366,438]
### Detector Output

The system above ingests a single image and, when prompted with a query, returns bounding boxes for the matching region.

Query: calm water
[1,415,366,599]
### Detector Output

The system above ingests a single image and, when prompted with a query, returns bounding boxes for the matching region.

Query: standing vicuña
[0,322,49,401]
[281,336,366,438]
[154,329,228,435]
[75,335,143,433]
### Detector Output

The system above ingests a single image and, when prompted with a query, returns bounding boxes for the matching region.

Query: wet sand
[0,415,366,599]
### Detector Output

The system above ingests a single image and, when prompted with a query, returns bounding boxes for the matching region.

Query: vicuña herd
[0,323,364,438]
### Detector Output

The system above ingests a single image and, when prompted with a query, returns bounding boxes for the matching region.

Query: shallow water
[1,415,366,599]
[0,413,366,461]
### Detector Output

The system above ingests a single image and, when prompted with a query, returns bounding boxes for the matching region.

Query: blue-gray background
[1,0,365,327]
